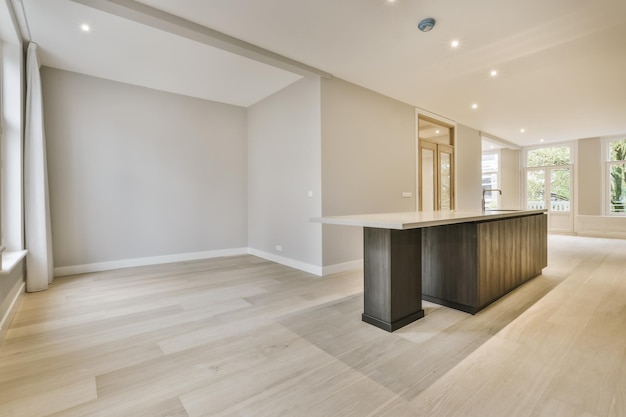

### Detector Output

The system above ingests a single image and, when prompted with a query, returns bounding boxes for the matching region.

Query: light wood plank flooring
[1,235,625,417]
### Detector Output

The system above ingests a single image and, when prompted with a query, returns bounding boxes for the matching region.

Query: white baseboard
[53,247,249,277]
[575,215,626,239]
[0,281,25,344]
[53,247,363,279]
[247,249,362,277]
[322,259,363,276]
[248,248,323,276]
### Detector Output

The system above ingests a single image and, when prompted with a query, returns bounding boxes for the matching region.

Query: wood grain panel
[363,228,392,323]
[478,213,548,308]
[422,222,478,311]
[363,227,424,331]
[422,213,547,313]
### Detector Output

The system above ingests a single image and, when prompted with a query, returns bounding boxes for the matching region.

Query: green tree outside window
[526,146,571,210]
[527,147,570,167]
[609,140,626,212]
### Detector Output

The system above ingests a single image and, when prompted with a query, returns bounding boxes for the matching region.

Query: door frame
[416,112,456,211]
[418,140,437,211]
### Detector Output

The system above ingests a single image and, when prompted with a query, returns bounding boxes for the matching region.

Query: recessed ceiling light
[520,128,525,133]
[540,139,544,143]
[435,129,440,134]
[471,103,478,109]
[490,70,498,77]
[450,39,460,48]
[81,24,90,32]
[490,145,495,149]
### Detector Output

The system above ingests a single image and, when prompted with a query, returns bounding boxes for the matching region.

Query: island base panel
[421,294,479,314]
[363,228,424,332]
[362,310,425,332]
[422,213,548,313]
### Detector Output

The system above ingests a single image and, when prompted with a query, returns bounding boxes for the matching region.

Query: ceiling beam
[70,0,333,79]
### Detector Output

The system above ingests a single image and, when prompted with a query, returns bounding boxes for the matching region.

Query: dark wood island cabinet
[321,210,548,332]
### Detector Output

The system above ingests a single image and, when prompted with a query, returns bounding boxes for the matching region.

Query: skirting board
[322,259,363,276]
[247,248,323,276]
[54,247,363,279]
[247,248,363,277]
[0,281,25,344]
[54,248,249,277]
[575,215,626,239]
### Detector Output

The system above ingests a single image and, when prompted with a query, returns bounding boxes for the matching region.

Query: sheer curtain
[24,42,54,292]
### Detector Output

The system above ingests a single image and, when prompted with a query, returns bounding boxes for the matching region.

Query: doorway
[523,145,574,233]
[418,116,455,211]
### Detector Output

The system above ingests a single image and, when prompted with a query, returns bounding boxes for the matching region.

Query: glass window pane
[527,146,571,167]
[550,168,570,212]
[481,153,498,172]
[482,174,499,209]
[610,163,626,213]
[482,173,498,189]
[421,148,435,211]
[440,152,451,210]
[527,170,545,209]
[609,139,626,162]
[482,153,499,209]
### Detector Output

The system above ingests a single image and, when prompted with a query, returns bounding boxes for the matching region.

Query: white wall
[573,137,626,237]
[42,68,248,271]
[39,68,489,277]
[247,77,323,271]
[577,138,602,216]
[321,78,416,267]
[455,124,482,211]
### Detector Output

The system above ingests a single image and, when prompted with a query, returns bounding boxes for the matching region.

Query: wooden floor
[1,234,625,417]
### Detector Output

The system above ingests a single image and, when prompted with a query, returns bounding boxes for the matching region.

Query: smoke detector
[418,18,436,32]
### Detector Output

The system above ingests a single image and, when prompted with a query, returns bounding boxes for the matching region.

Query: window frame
[602,137,626,216]
[0,1,26,256]
[522,142,575,214]
[481,150,500,209]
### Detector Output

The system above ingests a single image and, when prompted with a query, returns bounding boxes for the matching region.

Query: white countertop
[317,210,546,230]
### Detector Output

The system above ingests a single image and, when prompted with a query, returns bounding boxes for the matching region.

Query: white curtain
[24,42,54,292]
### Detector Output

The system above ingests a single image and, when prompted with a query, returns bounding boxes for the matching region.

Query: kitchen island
[320,210,547,332]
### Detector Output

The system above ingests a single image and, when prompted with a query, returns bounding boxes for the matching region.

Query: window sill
[1,250,28,275]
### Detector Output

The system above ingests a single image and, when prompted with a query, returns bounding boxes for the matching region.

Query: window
[481,152,499,209]
[606,138,626,215]
[524,145,572,212]
[524,143,574,233]
[1,5,26,254]
[527,146,571,167]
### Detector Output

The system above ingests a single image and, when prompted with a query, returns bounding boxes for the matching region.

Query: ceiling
[15,0,626,147]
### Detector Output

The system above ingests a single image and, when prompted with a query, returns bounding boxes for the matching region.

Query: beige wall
[41,68,489,274]
[500,149,521,209]
[247,77,323,268]
[43,68,248,269]
[577,138,602,216]
[321,78,416,266]
[455,124,482,211]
